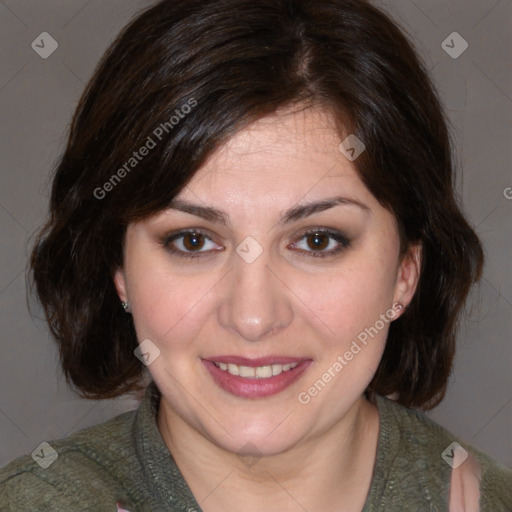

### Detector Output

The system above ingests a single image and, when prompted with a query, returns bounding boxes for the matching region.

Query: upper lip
[204,356,311,367]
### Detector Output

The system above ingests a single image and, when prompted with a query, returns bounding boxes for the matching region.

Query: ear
[113,267,128,303]
[392,242,422,312]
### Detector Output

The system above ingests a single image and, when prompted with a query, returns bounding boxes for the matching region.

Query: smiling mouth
[203,357,312,398]
[212,361,299,379]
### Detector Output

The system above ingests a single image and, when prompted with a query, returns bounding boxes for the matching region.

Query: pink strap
[449,451,482,512]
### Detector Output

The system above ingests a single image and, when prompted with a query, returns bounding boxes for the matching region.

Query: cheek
[292,260,397,405]
[126,256,218,348]
[297,254,397,341]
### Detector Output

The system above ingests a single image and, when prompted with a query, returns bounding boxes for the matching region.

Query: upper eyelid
[162,230,222,257]
[293,227,347,237]
[164,228,215,241]
[164,227,346,240]
[290,229,350,248]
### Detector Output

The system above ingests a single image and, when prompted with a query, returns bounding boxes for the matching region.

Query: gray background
[0,0,510,469]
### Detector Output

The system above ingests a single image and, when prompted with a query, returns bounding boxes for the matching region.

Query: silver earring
[393,302,405,311]
[121,301,130,312]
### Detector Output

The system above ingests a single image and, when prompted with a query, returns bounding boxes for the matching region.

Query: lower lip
[202,360,312,399]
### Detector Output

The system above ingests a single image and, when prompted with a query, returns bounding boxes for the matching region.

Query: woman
[0,0,510,510]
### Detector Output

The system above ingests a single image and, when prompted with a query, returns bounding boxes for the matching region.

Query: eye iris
[183,232,204,251]
[307,232,329,251]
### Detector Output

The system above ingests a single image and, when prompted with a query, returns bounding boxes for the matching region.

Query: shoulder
[459,437,512,511]
[0,409,139,511]
[375,395,512,511]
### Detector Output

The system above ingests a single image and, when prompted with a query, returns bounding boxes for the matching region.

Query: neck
[157,395,380,512]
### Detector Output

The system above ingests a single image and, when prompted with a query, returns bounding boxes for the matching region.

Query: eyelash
[289,228,351,258]
[161,228,351,260]
[161,229,221,260]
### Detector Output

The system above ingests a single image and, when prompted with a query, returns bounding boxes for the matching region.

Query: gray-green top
[1,382,510,511]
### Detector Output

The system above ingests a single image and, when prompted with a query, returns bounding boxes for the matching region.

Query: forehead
[199,107,341,168]
[187,106,366,200]
[140,105,401,236]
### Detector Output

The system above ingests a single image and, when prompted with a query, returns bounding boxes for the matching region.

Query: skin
[114,106,421,512]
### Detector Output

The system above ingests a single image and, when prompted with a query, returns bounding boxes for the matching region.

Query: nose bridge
[217,248,293,341]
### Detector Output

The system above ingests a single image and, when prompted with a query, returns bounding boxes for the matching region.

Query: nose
[217,250,293,342]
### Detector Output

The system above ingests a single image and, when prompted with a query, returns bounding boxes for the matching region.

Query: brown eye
[182,232,205,251]
[290,229,351,258]
[306,232,330,251]
[163,229,222,258]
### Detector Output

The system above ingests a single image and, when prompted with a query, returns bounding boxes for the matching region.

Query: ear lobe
[113,267,128,303]
[393,243,422,308]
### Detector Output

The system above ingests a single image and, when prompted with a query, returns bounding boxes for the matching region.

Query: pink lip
[201,357,313,399]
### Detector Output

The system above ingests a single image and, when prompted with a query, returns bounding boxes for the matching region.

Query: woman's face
[115,106,420,457]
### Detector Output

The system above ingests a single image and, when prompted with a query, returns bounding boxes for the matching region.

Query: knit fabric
[1,382,510,511]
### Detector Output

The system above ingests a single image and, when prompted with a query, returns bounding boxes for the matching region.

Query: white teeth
[213,361,299,379]
[239,366,255,378]
[255,366,273,378]
[227,363,239,376]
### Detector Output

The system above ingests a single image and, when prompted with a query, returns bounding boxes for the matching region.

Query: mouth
[202,356,312,399]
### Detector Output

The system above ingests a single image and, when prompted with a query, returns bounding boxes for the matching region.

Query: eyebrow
[167,196,370,226]
[167,199,229,225]
[280,196,370,224]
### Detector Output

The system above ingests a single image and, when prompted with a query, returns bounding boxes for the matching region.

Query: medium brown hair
[31,0,483,409]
